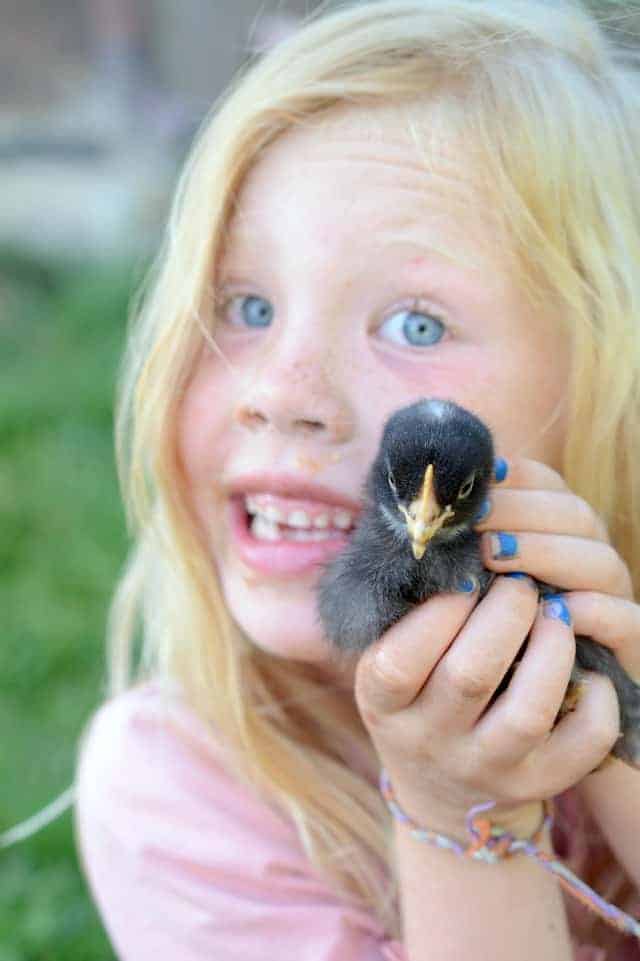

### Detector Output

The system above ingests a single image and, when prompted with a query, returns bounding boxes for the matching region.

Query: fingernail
[503,571,531,583]
[493,457,509,483]
[491,532,518,559]
[543,594,572,626]
[456,576,479,593]
[474,497,491,523]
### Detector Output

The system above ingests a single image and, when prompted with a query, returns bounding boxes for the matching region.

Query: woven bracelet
[379,767,640,941]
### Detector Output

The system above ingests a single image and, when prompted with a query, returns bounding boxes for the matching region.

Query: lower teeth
[250,514,345,542]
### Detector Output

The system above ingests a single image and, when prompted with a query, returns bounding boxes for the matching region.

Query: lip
[226,471,363,514]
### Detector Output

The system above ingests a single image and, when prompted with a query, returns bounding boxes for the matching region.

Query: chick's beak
[398,464,455,560]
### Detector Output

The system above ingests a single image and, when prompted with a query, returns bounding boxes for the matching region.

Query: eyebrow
[388,237,479,275]
[221,235,454,263]
[219,222,477,275]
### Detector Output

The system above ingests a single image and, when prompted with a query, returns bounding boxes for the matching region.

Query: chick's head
[367,399,494,559]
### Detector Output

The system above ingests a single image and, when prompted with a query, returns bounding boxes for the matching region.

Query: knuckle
[575,496,599,536]
[368,648,414,696]
[537,461,565,490]
[442,657,495,701]
[356,701,384,730]
[504,704,554,744]
[604,545,633,596]
[584,675,621,751]
[354,674,388,728]
[592,717,620,756]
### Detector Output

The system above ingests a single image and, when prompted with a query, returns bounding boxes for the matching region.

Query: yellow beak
[398,464,455,560]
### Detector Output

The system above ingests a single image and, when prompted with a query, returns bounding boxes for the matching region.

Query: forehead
[221,102,509,272]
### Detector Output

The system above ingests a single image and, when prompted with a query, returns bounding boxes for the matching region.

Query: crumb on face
[295,451,344,473]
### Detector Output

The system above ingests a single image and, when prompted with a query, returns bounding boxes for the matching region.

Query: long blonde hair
[105,0,640,938]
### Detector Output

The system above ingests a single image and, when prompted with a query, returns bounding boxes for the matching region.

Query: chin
[220,569,336,666]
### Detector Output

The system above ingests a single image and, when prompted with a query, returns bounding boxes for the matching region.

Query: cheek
[454,343,568,466]
[376,344,567,466]
[176,359,233,490]
[375,347,500,413]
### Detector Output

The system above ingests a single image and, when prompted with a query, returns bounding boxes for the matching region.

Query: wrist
[382,768,640,941]
[381,770,548,847]
[480,799,547,839]
[404,800,546,848]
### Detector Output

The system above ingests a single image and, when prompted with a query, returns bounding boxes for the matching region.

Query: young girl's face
[177,103,571,674]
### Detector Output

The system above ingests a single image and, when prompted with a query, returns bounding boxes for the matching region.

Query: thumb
[355,589,478,720]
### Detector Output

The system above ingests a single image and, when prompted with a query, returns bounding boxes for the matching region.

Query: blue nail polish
[543,595,572,626]
[456,576,478,593]
[474,497,491,523]
[503,571,530,581]
[492,532,518,559]
[494,458,509,483]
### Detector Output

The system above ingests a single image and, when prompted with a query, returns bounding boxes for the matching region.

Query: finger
[563,591,640,681]
[418,575,539,734]
[355,589,479,719]
[474,597,576,766]
[530,670,621,795]
[491,456,566,492]
[480,531,633,599]
[474,489,609,543]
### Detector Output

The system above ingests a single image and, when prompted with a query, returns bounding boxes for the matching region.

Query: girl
[73,1,640,958]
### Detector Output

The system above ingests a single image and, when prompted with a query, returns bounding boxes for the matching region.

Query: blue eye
[225,295,273,328]
[379,308,445,348]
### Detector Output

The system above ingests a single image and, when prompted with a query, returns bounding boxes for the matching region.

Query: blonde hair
[105,0,640,940]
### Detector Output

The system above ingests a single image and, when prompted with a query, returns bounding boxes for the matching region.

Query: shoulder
[74,679,296,866]
[74,681,404,960]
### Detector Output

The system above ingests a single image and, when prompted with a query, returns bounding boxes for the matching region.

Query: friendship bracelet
[379,767,640,941]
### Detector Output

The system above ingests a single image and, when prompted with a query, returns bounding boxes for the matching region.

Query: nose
[233,356,355,444]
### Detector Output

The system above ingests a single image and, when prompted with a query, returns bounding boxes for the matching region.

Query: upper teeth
[245,495,355,530]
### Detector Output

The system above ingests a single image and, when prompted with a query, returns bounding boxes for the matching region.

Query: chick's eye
[378,305,445,348]
[458,473,475,500]
[221,294,274,329]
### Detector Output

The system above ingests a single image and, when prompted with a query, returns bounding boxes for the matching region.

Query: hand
[475,457,640,682]
[355,457,625,837]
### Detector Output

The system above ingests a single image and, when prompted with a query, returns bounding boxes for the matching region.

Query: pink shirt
[74,682,640,960]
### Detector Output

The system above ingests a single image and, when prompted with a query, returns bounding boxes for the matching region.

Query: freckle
[296,454,322,473]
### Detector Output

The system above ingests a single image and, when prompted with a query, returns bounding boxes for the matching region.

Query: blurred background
[0,1,638,957]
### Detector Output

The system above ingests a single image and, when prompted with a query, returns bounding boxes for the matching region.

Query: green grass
[0,251,148,959]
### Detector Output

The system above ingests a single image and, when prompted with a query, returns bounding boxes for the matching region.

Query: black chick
[316,398,640,769]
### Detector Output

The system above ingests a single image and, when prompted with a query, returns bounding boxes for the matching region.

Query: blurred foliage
[0,248,148,959]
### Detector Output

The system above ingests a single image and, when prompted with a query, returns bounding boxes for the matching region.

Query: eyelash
[213,291,449,349]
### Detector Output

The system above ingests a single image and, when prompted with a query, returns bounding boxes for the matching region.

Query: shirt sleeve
[73,683,406,961]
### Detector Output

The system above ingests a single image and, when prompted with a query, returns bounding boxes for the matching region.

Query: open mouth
[229,494,357,576]
[242,494,357,542]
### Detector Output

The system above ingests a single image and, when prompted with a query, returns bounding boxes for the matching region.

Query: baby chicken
[316,398,640,768]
